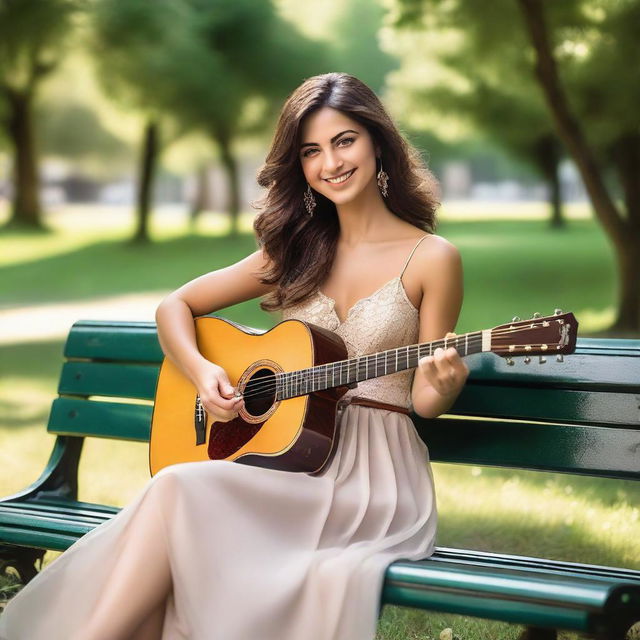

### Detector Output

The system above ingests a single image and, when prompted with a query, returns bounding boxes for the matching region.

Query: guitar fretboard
[276,331,485,400]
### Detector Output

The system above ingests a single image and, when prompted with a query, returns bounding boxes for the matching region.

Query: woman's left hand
[417,332,470,397]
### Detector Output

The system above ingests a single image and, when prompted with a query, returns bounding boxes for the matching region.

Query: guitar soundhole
[243,368,277,418]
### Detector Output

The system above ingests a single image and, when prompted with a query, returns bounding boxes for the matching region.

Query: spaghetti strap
[400,235,430,278]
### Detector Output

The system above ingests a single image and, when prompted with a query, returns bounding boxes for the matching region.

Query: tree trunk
[610,133,640,333]
[132,120,159,244]
[190,164,213,228]
[217,134,241,235]
[532,135,564,229]
[518,0,637,333]
[5,88,43,229]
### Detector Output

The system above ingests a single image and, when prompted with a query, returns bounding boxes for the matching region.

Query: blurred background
[1,0,639,637]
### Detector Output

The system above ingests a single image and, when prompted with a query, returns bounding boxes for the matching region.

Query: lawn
[0,203,637,639]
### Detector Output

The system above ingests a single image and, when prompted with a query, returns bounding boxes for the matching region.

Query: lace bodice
[280,236,429,410]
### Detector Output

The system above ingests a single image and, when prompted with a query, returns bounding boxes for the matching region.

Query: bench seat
[1,319,638,639]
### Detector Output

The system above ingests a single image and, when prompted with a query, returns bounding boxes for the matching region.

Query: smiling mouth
[324,169,356,185]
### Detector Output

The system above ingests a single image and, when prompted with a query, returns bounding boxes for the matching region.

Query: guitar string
[239,342,557,403]
[235,324,568,401]
[237,335,565,402]
[232,323,567,400]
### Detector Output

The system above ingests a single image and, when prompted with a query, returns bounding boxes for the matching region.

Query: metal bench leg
[0,546,46,585]
[517,627,557,640]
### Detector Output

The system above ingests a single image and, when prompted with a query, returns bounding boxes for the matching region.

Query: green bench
[1,319,639,639]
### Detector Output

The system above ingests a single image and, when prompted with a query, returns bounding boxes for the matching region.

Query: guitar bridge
[195,394,207,445]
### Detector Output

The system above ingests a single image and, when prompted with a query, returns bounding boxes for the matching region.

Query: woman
[0,72,468,640]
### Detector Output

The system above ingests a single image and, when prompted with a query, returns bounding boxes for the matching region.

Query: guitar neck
[277,330,488,401]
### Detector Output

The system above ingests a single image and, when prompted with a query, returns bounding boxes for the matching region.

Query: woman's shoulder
[406,233,462,288]
[412,232,460,263]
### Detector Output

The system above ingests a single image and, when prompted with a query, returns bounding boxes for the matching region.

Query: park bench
[0,318,639,639]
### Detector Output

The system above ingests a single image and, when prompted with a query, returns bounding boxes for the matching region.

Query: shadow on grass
[0,232,260,307]
[0,340,65,381]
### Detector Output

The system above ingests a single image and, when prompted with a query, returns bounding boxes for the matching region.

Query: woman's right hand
[193,361,244,423]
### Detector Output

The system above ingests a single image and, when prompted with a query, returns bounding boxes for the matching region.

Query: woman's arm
[409,237,469,419]
[155,248,275,420]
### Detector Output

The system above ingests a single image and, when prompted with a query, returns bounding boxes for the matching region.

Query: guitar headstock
[491,310,578,364]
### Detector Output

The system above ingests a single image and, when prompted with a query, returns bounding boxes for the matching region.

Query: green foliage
[0,0,80,92]
[38,101,129,163]
[327,0,399,94]
[390,0,640,159]
[90,0,328,141]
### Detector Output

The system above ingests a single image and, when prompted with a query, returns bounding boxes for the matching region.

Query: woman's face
[299,107,379,207]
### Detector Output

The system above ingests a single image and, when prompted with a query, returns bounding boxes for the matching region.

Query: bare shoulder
[412,233,462,274]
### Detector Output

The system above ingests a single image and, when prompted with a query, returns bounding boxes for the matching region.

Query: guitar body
[149,316,350,477]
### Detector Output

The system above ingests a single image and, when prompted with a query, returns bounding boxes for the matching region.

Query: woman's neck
[334,183,396,246]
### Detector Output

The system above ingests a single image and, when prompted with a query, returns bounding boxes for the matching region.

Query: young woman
[0,72,468,640]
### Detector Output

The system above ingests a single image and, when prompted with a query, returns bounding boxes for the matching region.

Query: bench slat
[452,385,639,426]
[48,397,151,441]
[9,499,120,518]
[385,560,621,608]
[384,586,593,630]
[433,547,640,584]
[0,528,90,553]
[58,362,159,400]
[417,418,640,478]
[466,351,640,391]
[0,510,109,531]
[64,321,162,362]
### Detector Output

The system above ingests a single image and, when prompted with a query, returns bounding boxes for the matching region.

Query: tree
[395,42,567,226]
[0,0,79,229]
[92,0,328,239]
[391,0,640,333]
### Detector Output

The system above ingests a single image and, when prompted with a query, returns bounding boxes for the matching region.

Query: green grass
[0,205,636,639]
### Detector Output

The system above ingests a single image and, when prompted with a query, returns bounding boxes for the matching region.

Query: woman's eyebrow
[300,129,359,149]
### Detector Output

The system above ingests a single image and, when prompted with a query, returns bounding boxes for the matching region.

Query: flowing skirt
[0,404,438,640]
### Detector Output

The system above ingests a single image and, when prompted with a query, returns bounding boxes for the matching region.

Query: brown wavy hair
[252,72,440,312]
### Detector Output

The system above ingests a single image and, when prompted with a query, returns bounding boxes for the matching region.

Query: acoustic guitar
[149,310,577,476]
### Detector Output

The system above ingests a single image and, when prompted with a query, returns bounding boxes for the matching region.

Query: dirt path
[0,292,170,345]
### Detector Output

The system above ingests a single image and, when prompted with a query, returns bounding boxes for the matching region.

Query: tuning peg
[556,354,564,363]
[512,316,521,322]
[539,355,547,364]
[524,356,531,364]
[532,312,541,319]
[505,357,515,366]
[554,308,563,315]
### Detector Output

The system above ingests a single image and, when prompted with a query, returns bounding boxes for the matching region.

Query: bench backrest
[50,320,640,480]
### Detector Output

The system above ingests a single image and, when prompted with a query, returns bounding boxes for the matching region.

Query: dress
[0,235,438,640]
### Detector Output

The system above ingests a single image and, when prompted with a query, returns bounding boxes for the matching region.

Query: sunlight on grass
[440,200,592,221]
[0,203,256,266]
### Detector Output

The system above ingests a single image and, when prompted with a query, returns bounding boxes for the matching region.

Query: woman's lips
[324,168,356,186]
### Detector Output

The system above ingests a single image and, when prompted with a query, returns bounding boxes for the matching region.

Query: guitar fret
[274,321,557,401]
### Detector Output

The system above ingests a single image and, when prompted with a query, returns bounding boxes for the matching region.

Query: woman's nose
[323,149,343,174]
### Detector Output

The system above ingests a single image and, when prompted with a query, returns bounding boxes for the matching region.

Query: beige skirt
[0,404,437,640]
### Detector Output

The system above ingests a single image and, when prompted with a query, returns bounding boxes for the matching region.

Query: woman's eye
[302,137,354,158]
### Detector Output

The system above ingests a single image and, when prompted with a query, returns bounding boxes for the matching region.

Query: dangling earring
[377,159,389,198]
[303,183,316,217]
